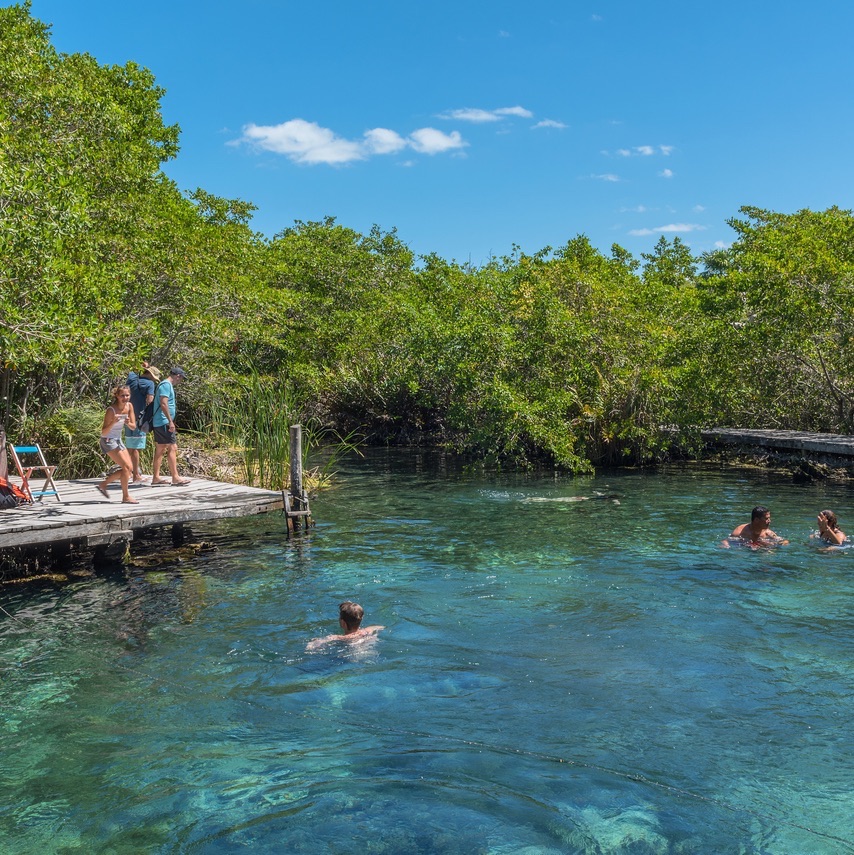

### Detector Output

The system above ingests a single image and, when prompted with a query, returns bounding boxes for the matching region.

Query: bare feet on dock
[122,498,140,504]
[171,479,192,486]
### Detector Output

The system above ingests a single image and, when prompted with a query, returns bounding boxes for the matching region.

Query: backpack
[138,399,156,433]
[0,476,28,509]
[137,376,162,433]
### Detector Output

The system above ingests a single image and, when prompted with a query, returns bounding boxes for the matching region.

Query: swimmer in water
[724,505,789,547]
[815,509,847,545]
[306,601,385,651]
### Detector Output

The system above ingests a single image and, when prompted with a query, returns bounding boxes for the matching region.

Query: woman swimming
[815,509,846,545]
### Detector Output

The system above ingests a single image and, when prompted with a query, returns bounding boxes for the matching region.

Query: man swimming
[306,601,385,651]
[727,505,789,546]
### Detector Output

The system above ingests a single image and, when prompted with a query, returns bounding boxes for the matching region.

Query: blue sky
[24,0,854,266]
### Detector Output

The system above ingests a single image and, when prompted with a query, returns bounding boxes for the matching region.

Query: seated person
[727,505,788,546]
[306,601,384,651]
[815,509,847,545]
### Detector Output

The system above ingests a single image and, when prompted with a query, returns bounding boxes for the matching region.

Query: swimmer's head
[820,509,838,529]
[751,506,770,522]
[339,601,364,632]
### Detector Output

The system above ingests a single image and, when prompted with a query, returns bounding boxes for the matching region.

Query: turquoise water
[1,452,853,854]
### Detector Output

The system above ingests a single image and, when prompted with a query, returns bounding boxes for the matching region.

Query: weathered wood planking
[703,428,854,457]
[0,477,284,551]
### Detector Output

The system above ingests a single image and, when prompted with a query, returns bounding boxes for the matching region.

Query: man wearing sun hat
[126,361,161,485]
[150,366,192,487]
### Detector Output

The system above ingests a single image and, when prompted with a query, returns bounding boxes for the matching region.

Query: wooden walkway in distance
[0,477,285,553]
[703,428,854,457]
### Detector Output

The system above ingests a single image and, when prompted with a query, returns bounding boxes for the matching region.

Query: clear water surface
[1,451,853,854]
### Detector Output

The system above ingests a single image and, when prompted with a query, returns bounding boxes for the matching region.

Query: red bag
[0,476,28,508]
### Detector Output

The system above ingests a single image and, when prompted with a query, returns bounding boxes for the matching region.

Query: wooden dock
[0,477,285,554]
[703,428,854,458]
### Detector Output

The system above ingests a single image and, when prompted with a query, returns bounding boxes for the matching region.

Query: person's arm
[159,389,174,431]
[126,403,136,431]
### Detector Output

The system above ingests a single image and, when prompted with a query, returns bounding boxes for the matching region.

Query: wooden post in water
[289,424,304,532]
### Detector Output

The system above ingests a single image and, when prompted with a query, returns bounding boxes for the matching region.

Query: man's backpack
[138,399,155,433]
[136,375,162,433]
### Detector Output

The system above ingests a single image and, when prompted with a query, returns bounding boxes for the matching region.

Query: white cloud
[442,108,500,123]
[613,144,675,157]
[409,127,467,155]
[239,119,364,164]
[659,168,674,178]
[496,105,534,118]
[692,204,705,212]
[620,205,648,213]
[591,173,621,182]
[714,240,729,249]
[440,105,533,122]
[628,223,706,236]
[657,223,704,232]
[364,128,408,155]
[533,119,567,129]
[237,119,465,164]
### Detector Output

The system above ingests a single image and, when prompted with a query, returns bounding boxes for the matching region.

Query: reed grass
[198,370,361,492]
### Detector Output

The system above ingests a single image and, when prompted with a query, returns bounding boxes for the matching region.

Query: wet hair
[111,385,131,406]
[751,506,769,521]
[821,509,839,530]
[339,601,364,631]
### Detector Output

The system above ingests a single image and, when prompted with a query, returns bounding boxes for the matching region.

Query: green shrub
[26,404,107,479]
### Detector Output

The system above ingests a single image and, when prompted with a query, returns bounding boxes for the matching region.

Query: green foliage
[0,2,180,386]
[22,403,105,479]
[3,4,853,478]
[0,3,262,436]
[700,206,854,430]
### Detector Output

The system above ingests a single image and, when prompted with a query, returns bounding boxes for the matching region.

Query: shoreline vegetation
[2,3,853,485]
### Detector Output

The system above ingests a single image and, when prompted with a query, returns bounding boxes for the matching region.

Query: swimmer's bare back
[306,625,385,652]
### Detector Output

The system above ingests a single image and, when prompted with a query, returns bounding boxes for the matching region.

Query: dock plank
[703,428,854,457]
[0,477,285,551]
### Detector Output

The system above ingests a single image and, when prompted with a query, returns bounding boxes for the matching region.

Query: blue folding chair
[9,444,62,502]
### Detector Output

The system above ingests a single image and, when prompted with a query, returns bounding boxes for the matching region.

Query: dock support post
[93,541,129,571]
[172,523,186,547]
[290,424,304,532]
